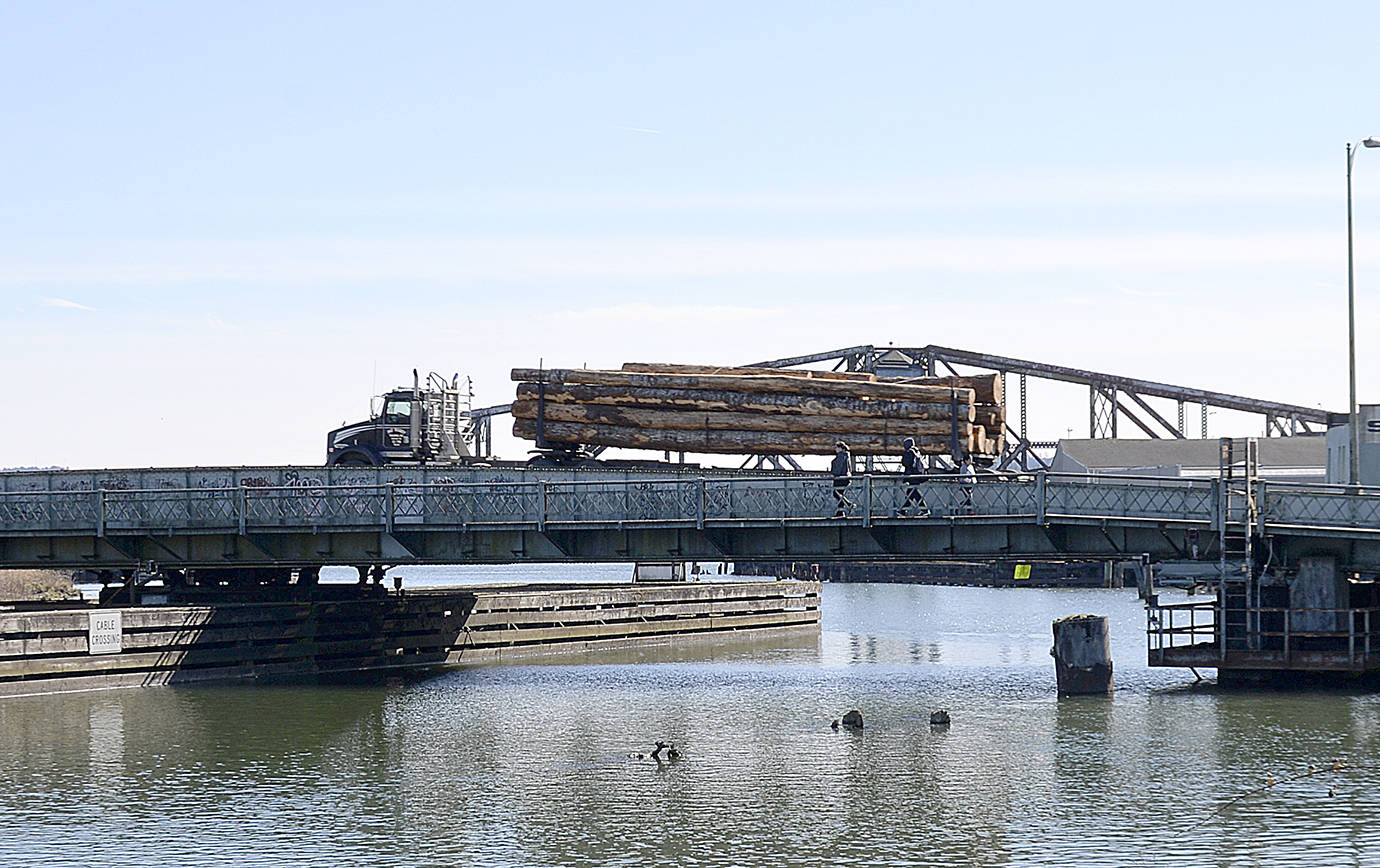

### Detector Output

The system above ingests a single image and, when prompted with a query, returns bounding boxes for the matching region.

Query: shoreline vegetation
[0,570,78,602]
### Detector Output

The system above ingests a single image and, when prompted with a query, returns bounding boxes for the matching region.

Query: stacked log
[511,364,1006,457]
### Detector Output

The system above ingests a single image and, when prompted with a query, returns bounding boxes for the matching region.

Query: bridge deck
[1,468,1378,569]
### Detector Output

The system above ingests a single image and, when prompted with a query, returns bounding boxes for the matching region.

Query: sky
[3,1,1380,468]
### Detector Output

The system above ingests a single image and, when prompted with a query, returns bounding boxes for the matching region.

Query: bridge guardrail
[1045,476,1213,523]
[0,472,1234,535]
[8,472,1380,537]
[1147,600,1218,662]
[1148,600,1380,666]
[1259,481,1380,531]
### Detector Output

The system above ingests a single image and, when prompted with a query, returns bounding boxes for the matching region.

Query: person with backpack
[830,441,855,517]
[896,437,930,517]
[958,454,977,513]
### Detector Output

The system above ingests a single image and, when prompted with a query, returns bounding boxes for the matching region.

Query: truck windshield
[383,400,411,425]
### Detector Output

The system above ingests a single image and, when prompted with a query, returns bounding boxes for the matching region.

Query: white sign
[88,611,123,655]
[1365,408,1380,442]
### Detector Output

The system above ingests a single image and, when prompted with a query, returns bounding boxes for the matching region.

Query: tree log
[514,419,974,456]
[511,400,963,435]
[891,374,1003,405]
[620,362,877,382]
[512,368,976,404]
[974,411,1005,430]
[513,384,976,421]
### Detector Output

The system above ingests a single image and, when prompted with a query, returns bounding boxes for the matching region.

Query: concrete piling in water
[1052,614,1113,696]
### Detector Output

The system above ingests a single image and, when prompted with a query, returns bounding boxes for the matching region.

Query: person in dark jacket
[830,441,855,517]
[958,454,977,513]
[897,437,930,517]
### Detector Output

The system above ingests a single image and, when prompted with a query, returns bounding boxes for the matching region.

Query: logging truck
[326,362,1006,466]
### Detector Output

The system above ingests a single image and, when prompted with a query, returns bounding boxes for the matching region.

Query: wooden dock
[0,580,821,697]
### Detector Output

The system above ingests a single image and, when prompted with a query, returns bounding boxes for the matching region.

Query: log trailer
[511,363,1006,461]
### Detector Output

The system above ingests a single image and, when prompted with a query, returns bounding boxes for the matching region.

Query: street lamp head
[1363,137,1380,148]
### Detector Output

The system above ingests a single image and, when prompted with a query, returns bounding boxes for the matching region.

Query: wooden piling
[1052,614,1113,695]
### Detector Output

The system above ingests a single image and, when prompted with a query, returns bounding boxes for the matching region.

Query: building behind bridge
[1049,436,1326,482]
[1325,404,1380,485]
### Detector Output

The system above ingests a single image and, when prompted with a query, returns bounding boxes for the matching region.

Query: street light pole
[1347,137,1380,486]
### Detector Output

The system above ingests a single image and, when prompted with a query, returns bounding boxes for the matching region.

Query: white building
[1050,436,1326,482]
[1325,404,1380,485]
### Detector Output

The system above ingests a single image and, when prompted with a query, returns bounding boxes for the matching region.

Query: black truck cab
[326,371,475,466]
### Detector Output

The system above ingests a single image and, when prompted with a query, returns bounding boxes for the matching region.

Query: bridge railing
[1147,600,1218,662]
[1147,600,1380,666]
[1245,607,1380,663]
[0,489,101,531]
[1257,481,1380,531]
[1044,475,1214,523]
[0,472,1302,536]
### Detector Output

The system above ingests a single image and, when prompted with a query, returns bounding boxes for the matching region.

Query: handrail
[4,472,1377,546]
[0,470,1224,498]
[1147,601,1380,664]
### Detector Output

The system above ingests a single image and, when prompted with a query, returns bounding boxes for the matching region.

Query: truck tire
[331,452,377,466]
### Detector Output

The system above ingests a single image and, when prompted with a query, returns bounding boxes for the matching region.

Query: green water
[1,577,1376,867]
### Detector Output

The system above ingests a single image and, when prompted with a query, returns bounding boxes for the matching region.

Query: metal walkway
[2,467,1378,571]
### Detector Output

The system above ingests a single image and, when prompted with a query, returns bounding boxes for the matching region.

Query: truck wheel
[334,453,375,466]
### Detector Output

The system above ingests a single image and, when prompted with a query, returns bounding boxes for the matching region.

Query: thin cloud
[42,297,97,311]
[619,126,663,134]
[1117,287,1176,298]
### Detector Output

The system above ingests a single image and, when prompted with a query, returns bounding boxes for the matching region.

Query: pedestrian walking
[830,441,855,517]
[896,437,930,517]
[959,455,977,513]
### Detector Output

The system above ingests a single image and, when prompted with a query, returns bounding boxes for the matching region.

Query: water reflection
[87,700,124,793]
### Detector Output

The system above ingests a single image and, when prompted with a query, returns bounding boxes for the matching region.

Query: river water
[2,569,1377,867]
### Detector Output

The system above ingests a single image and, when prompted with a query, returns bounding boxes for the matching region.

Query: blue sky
[3,2,1380,466]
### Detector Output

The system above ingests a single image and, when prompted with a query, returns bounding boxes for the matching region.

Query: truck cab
[327,371,476,466]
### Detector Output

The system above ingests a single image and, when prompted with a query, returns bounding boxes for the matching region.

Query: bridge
[2,466,1378,574]
[4,338,1373,681]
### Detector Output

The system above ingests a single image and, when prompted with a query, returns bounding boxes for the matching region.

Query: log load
[513,420,963,455]
[513,384,976,422]
[512,400,961,436]
[511,364,1006,457]
[512,368,977,404]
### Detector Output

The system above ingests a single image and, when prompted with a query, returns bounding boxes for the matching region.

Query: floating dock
[0,580,821,697]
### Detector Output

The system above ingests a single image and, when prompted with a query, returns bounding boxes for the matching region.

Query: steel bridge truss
[750,345,1335,471]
